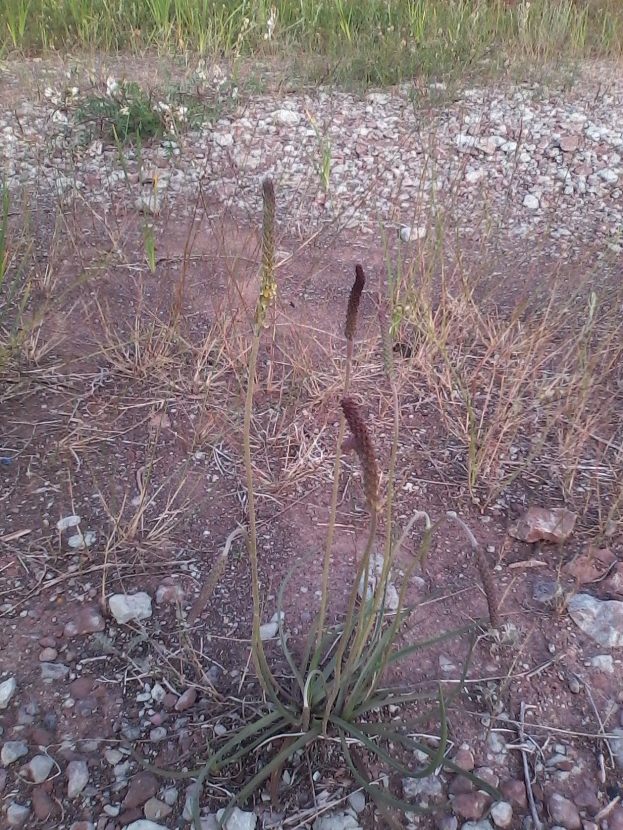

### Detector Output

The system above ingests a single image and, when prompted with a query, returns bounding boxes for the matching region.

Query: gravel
[1,61,622,256]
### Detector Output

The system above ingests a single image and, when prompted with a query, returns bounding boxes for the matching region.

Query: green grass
[1,0,622,86]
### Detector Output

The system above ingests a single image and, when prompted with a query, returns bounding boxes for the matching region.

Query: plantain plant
[130,177,501,829]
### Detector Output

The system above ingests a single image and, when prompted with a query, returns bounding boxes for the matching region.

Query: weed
[74,79,216,146]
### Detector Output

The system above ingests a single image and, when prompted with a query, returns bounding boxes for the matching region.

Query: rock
[358,553,399,611]
[589,654,614,673]
[454,746,475,771]
[436,817,458,830]
[0,677,17,709]
[474,767,499,788]
[523,194,540,210]
[466,169,486,184]
[68,530,96,549]
[1,740,29,765]
[348,791,366,813]
[560,135,580,153]
[109,592,152,623]
[500,779,527,810]
[548,793,581,829]
[439,655,457,673]
[64,606,105,637]
[259,611,284,641]
[174,687,197,712]
[27,753,55,783]
[461,821,493,830]
[135,193,161,216]
[599,168,618,184]
[509,507,577,543]
[568,594,623,647]
[313,813,360,830]
[608,807,623,830]
[162,787,178,806]
[123,772,158,809]
[149,727,167,742]
[32,785,57,820]
[155,581,184,605]
[6,803,30,827]
[67,759,89,798]
[400,225,427,242]
[572,786,600,810]
[403,774,444,803]
[490,802,513,828]
[452,792,491,819]
[611,727,623,769]
[126,822,170,830]
[70,823,96,830]
[143,798,173,821]
[564,548,617,585]
[70,677,96,699]
[39,647,58,661]
[214,133,234,147]
[0,769,6,792]
[57,515,81,531]
[486,732,507,756]
[273,109,301,127]
[40,662,70,682]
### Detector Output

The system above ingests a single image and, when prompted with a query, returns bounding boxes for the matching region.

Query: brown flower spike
[341,397,380,513]
[344,264,365,341]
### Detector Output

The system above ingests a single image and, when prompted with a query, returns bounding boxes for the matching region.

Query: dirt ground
[1,60,623,830]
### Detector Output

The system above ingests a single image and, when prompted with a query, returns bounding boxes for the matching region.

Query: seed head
[254,177,277,332]
[344,264,365,341]
[341,396,380,513]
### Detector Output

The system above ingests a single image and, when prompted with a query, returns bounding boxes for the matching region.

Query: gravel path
[1,60,622,257]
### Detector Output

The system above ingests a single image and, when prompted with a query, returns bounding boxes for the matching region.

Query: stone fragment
[568,595,623,648]
[509,507,576,543]
[548,793,581,829]
[109,592,152,623]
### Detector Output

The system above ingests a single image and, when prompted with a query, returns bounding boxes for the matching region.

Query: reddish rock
[122,772,158,809]
[32,786,58,820]
[118,808,143,825]
[31,727,54,747]
[174,687,197,712]
[454,746,475,771]
[548,793,581,830]
[453,791,491,819]
[509,507,577,544]
[64,606,105,638]
[70,677,96,700]
[39,637,57,649]
[449,774,474,795]
[500,779,527,810]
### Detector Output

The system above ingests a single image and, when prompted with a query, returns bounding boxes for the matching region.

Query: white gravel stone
[7,803,31,828]
[1,741,29,766]
[523,193,540,210]
[27,754,55,783]
[66,759,89,798]
[0,677,17,709]
[490,802,513,828]
[109,592,153,623]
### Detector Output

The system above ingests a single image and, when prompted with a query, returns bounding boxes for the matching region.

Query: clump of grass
[2,0,622,87]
